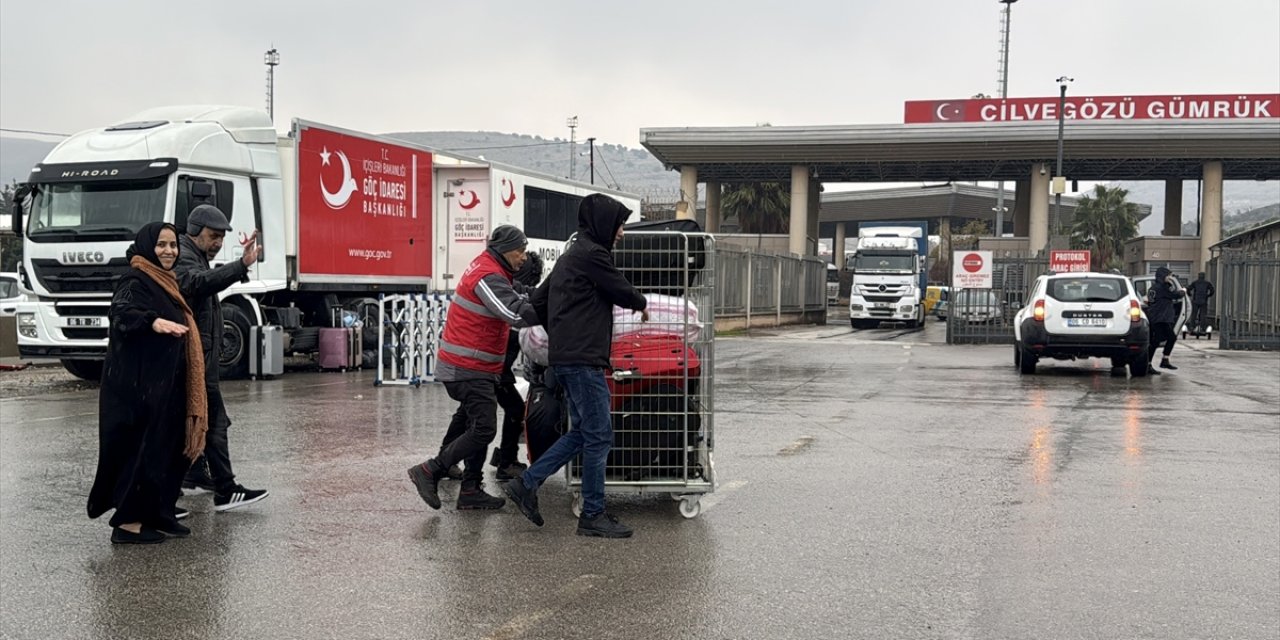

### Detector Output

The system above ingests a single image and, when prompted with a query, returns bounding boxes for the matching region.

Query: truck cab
[847,225,927,329]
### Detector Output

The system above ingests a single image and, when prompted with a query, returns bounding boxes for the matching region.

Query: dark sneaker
[457,485,505,510]
[175,508,190,521]
[182,465,216,495]
[1149,367,1162,375]
[445,464,464,481]
[502,477,543,526]
[214,485,269,512]
[576,512,633,539]
[407,461,443,510]
[1160,359,1178,370]
[111,527,165,545]
[495,461,528,481]
[155,521,191,538]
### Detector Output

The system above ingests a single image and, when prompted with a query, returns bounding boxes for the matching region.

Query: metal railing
[1215,251,1280,350]
[947,258,1050,344]
[714,246,827,326]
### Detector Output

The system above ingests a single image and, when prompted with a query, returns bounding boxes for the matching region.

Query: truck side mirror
[11,184,31,236]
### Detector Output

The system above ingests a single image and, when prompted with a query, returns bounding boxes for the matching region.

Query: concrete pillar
[1200,161,1223,271]
[1013,179,1031,237]
[789,165,809,256]
[704,181,721,233]
[1029,163,1050,257]
[678,165,698,220]
[834,222,847,271]
[1163,179,1183,236]
[808,179,821,255]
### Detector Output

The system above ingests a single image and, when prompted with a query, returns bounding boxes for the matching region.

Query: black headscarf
[576,193,631,250]
[126,222,180,270]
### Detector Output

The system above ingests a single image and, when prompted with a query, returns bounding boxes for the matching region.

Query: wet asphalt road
[1,318,1277,640]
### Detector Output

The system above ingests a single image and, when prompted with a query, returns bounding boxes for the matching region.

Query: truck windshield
[853,254,914,272]
[25,177,168,242]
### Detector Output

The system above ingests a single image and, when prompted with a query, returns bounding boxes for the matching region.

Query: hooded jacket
[532,194,647,368]
[1145,267,1185,325]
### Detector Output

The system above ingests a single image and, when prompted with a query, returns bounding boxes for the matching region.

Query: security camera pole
[1052,76,1073,251]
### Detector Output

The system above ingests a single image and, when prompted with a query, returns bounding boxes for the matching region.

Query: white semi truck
[846,223,928,329]
[12,106,638,380]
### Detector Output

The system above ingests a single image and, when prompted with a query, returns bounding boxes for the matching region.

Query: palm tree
[1069,185,1140,270]
[721,182,790,234]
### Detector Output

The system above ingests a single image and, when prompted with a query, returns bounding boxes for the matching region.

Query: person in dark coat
[175,204,269,512]
[88,222,208,544]
[1146,266,1185,374]
[1187,271,1216,334]
[504,194,648,539]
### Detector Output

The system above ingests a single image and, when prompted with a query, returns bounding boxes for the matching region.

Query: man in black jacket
[177,205,269,512]
[1186,272,1215,334]
[1146,266,1185,374]
[504,194,648,538]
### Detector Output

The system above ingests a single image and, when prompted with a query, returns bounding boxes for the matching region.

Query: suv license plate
[1067,318,1108,327]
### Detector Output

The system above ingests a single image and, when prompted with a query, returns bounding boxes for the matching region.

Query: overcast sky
[2,0,1278,147]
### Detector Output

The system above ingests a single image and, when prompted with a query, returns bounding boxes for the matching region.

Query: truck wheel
[61,359,103,382]
[219,304,252,380]
[348,298,381,349]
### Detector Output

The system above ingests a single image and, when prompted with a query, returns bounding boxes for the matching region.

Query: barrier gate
[376,293,449,386]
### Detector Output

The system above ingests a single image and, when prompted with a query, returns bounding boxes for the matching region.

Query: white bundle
[613,293,701,341]
[518,325,550,366]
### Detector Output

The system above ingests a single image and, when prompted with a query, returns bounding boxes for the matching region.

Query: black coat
[176,234,248,384]
[87,268,191,527]
[532,195,646,369]
[1146,269,1185,325]
[1187,278,1215,305]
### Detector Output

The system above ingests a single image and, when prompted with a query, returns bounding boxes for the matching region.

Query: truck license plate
[66,317,104,327]
[873,302,891,308]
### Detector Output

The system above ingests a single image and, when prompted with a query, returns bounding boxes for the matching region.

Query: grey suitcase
[250,325,284,379]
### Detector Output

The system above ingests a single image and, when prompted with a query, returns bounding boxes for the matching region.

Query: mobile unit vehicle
[847,222,928,329]
[1014,272,1150,376]
[13,106,637,380]
[1131,274,1192,338]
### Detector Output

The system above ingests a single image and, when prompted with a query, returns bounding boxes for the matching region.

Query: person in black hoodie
[504,194,648,538]
[1146,266,1185,374]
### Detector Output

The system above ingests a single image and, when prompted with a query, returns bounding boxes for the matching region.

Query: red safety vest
[439,250,513,374]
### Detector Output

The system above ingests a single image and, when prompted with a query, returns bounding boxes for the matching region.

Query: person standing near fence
[1146,267,1185,374]
[504,194,648,539]
[1187,272,1215,334]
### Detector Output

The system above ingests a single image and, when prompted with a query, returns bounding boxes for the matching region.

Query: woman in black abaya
[87,222,208,544]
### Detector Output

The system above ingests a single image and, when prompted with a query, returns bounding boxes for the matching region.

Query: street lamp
[1053,75,1074,250]
[264,48,280,123]
[994,0,1018,237]
[566,116,579,180]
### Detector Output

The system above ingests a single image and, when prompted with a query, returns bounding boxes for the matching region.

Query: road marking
[778,435,815,456]
[483,574,604,640]
[12,411,96,424]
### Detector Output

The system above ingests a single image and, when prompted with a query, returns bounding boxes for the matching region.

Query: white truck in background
[12,105,638,380]
[846,223,928,329]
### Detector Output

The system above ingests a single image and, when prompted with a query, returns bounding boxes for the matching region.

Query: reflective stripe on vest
[449,295,496,319]
[439,338,505,364]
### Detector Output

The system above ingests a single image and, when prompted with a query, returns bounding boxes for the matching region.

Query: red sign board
[1050,250,1092,273]
[905,93,1280,124]
[297,124,433,281]
[962,252,984,273]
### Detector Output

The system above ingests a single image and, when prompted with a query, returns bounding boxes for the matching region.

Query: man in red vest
[408,225,539,510]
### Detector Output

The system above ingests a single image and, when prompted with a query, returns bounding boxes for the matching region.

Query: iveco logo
[60,251,107,265]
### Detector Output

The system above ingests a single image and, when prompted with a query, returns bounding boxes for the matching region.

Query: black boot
[502,477,544,526]
[457,481,505,510]
[576,512,633,539]
[1160,358,1178,370]
[407,460,443,510]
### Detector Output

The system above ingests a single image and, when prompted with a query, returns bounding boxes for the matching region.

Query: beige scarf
[129,256,208,460]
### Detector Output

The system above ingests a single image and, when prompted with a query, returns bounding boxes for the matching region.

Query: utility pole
[994,0,1018,236]
[264,48,280,123]
[587,137,596,185]
[566,116,578,180]
[1053,76,1074,251]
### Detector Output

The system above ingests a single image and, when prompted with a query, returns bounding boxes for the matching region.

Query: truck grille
[63,328,108,340]
[30,259,130,293]
[861,295,902,303]
[855,283,911,296]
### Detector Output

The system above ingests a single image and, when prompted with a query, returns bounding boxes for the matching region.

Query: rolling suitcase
[250,325,284,379]
[347,326,362,369]
[523,369,566,464]
[318,327,351,371]
[607,334,701,409]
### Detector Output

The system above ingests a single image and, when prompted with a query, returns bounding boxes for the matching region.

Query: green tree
[1069,185,1140,271]
[721,182,790,234]
[1,181,21,272]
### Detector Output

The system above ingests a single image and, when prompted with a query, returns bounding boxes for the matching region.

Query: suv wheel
[1018,347,1037,375]
[1129,353,1150,377]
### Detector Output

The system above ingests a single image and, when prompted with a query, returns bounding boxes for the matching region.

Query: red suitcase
[607,334,700,410]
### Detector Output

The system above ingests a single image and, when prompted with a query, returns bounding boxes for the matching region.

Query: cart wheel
[678,498,701,519]
[571,494,583,518]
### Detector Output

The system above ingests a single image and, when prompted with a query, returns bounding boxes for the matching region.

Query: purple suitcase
[318,328,350,370]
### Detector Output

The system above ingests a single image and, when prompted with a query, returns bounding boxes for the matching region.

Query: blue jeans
[521,365,612,518]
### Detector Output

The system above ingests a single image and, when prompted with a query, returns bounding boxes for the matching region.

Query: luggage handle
[611,368,641,383]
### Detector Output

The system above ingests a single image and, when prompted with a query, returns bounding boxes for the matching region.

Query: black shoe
[1160,359,1178,370]
[175,508,190,521]
[502,477,543,527]
[407,461,443,510]
[111,527,165,545]
[457,484,505,510]
[1149,366,1162,375]
[182,464,216,495]
[576,512,633,539]
[214,485,269,512]
[154,521,191,538]
[495,461,528,481]
[445,464,464,481]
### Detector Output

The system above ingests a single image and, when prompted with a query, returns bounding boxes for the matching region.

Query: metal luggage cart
[565,231,716,519]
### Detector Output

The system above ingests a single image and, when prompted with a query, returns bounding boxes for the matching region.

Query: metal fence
[1214,252,1280,350]
[946,257,1050,344]
[715,246,827,325]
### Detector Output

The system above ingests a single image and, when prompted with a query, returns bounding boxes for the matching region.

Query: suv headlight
[17,312,37,338]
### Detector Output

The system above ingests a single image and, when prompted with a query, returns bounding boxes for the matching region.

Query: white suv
[1014,272,1151,376]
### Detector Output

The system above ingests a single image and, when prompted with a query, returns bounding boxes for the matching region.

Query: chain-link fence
[715,246,826,327]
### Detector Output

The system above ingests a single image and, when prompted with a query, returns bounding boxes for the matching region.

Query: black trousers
[436,379,499,483]
[186,384,236,493]
[1191,303,1209,331]
[443,335,526,468]
[1149,322,1176,362]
